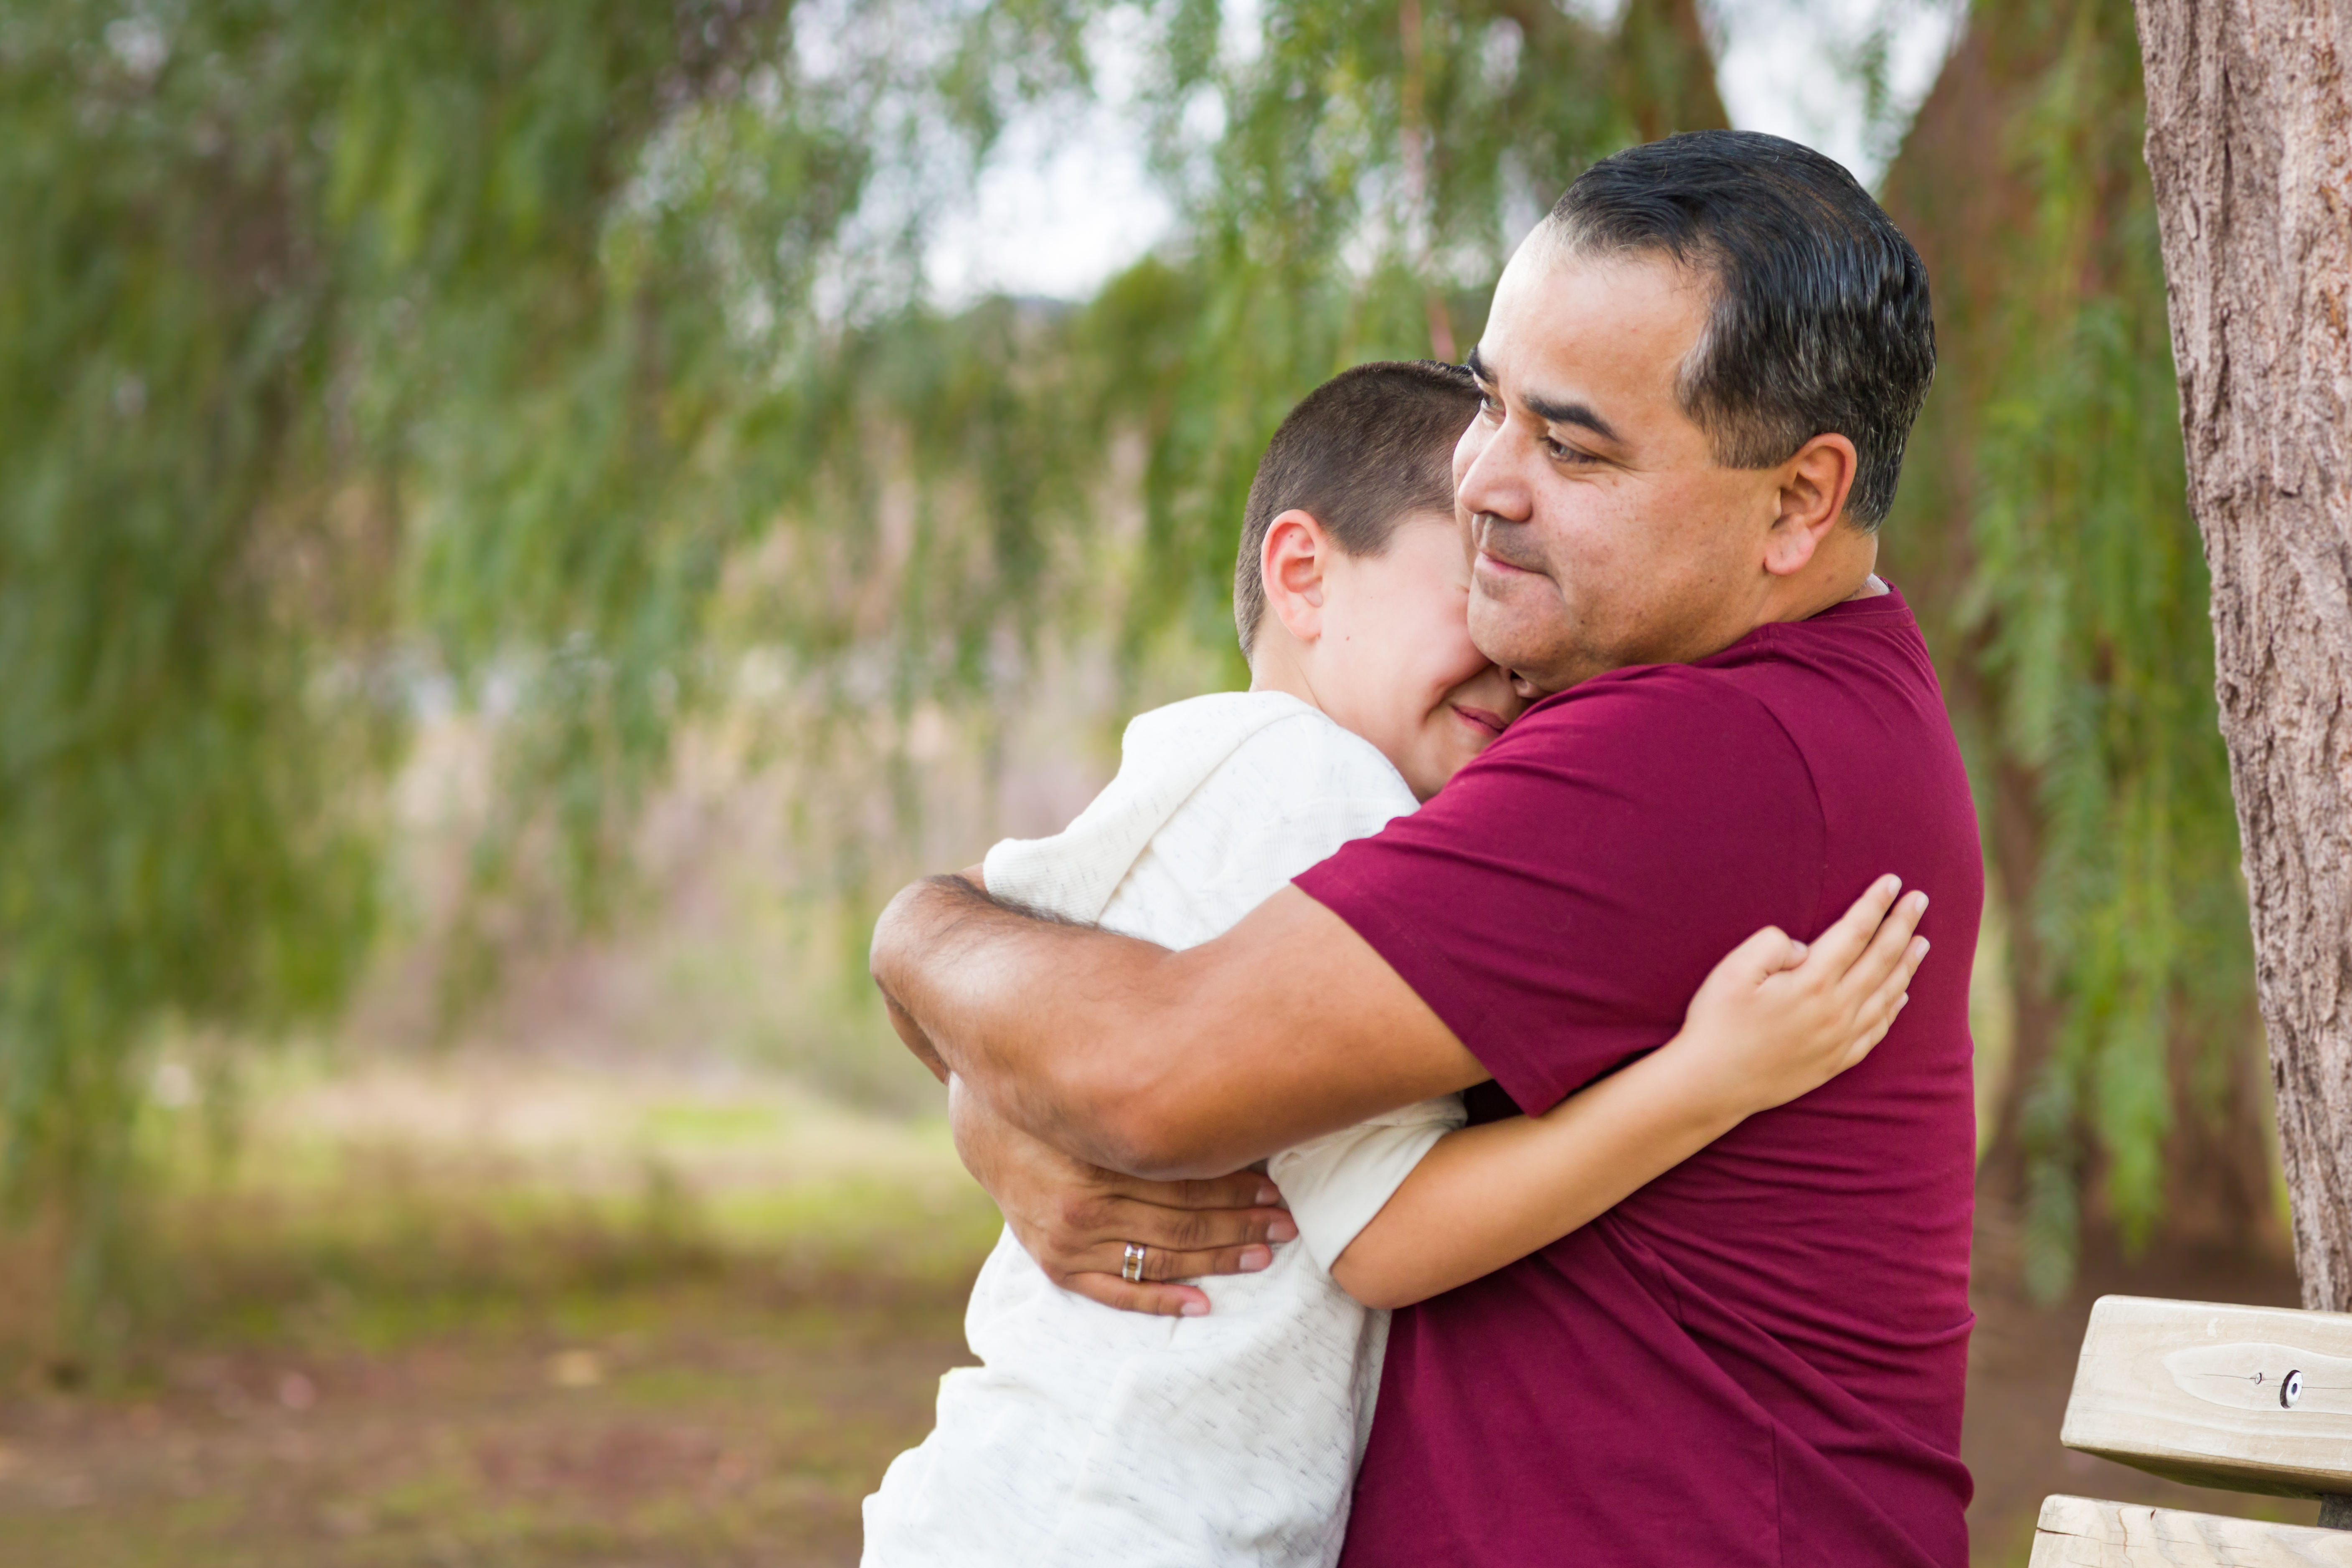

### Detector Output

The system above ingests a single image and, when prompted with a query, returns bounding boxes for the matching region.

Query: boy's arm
[1330,880,1929,1309]
[1328,1050,1737,1308]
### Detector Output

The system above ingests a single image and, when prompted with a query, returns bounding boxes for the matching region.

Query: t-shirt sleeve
[1294,666,1829,1116]
[1268,1095,1470,1272]
[980,834,1055,911]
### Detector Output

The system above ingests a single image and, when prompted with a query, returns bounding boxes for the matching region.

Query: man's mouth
[1470,515,1541,578]
[1451,703,1507,738]
[1474,543,1544,581]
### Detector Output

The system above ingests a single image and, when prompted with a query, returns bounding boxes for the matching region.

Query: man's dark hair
[1234,360,1479,658]
[1545,129,1934,528]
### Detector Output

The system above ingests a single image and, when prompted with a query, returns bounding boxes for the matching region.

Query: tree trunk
[1611,0,1731,142]
[2132,0,2352,1311]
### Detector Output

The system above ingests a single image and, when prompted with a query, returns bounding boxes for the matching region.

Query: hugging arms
[876,870,1928,1314]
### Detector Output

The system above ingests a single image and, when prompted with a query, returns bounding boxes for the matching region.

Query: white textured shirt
[862,691,1466,1568]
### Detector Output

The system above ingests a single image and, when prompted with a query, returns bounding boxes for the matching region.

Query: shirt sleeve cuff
[1267,1097,1469,1273]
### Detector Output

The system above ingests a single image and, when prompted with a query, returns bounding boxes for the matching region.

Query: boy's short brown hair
[1234,360,1481,659]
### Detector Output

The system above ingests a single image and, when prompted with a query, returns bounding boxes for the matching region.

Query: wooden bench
[2029,1294,2352,1564]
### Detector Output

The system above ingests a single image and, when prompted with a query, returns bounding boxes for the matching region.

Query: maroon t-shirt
[1296,589,1979,1567]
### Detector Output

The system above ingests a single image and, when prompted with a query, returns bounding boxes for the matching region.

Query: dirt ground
[0,1277,965,1568]
[3,1231,2322,1567]
[0,1054,2322,1566]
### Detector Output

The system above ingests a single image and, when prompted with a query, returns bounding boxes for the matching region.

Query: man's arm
[869,876,1487,1179]
[883,992,951,1084]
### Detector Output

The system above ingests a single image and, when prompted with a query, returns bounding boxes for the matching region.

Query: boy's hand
[1676,875,1930,1124]
[949,1078,1297,1317]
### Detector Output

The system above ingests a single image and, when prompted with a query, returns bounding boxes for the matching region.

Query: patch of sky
[921,0,1966,306]
[922,4,1179,307]
[1711,0,1965,188]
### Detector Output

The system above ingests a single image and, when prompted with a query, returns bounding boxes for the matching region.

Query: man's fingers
[1057,1272,1213,1319]
[1799,874,1905,981]
[1018,1193,1291,1280]
[1095,1196,1297,1254]
[1078,1240,1276,1282]
[1154,1172,1286,1211]
[1079,1170,1284,1217]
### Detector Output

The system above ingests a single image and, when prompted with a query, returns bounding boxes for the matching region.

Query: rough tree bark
[2132,0,2352,1310]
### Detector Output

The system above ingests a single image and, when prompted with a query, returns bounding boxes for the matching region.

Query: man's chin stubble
[1468,606,1573,698]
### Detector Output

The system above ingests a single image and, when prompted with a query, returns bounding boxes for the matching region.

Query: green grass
[0,1280,973,1567]
[0,1056,997,1567]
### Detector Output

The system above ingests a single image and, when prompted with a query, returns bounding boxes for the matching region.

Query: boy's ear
[1261,509,1334,644]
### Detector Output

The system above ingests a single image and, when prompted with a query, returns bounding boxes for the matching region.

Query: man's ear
[1261,509,1335,644]
[1762,432,1860,578]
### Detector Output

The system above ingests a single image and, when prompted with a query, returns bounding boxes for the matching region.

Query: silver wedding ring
[1121,1241,1147,1283]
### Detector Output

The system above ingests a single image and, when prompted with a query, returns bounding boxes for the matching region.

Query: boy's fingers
[1838,944,1926,1074]
[1827,889,1928,1006]
[1898,929,1931,990]
[1855,936,1928,1035]
[1845,992,1913,1068]
[1799,875,1905,979]
[1724,924,1803,982]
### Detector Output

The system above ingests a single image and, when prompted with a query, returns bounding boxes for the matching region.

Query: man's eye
[1479,392,1504,418]
[1543,436,1593,464]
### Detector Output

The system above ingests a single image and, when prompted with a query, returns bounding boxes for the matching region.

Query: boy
[862,362,1923,1566]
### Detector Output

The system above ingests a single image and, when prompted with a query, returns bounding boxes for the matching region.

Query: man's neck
[1546,540,1887,698]
[1760,525,1883,626]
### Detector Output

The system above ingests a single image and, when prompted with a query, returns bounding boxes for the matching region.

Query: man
[873,130,1980,1565]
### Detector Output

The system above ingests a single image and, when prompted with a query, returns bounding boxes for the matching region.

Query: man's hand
[949,1078,1297,1317]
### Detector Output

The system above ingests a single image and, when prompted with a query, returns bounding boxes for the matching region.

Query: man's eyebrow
[1464,345,1623,446]
[1522,391,1623,447]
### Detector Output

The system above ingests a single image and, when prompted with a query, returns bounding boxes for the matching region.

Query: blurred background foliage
[0,0,2264,1352]
[1875,0,2266,1299]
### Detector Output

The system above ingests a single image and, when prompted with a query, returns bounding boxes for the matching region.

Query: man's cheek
[1465,584,1525,658]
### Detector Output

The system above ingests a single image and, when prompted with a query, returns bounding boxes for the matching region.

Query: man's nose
[1454,424,1532,524]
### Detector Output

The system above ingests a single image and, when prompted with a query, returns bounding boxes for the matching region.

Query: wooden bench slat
[2061,1295,2352,1498]
[2026,1495,2352,1566]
